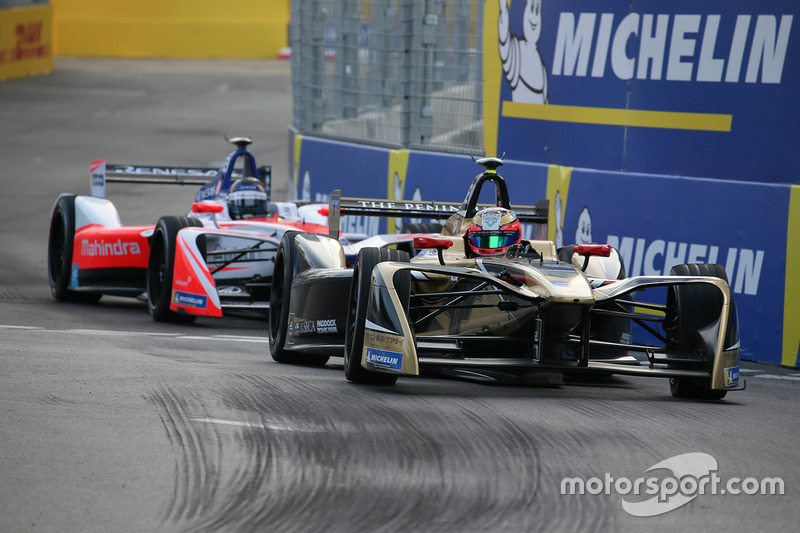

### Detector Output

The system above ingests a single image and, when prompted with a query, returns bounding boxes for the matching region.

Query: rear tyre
[344,248,410,385]
[147,216,203,322]
[268,232,330,366]
[666,263,729,400]
[47,195,102,303]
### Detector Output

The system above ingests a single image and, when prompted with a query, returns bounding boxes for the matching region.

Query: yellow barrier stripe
[782,185,800,367]
[502,102,732,132]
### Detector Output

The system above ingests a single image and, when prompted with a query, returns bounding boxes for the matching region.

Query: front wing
[168,227,281,317]
[358,263,741,392]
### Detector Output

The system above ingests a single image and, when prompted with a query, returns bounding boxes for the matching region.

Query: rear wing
[326,189,549,239]
[89,160,272,199]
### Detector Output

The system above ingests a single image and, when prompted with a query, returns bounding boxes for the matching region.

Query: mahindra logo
[81,239,142,257]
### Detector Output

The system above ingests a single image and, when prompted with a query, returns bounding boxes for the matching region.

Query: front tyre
[666,263,729,400]
[268,232,330,366]
[47,195,101,303]
[344,248,409,385]
[146,216,202,322]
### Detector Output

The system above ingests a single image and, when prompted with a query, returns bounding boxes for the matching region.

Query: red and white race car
[47,137,344,322]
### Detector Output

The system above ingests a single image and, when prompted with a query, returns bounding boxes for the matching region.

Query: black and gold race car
[268,157,742,399]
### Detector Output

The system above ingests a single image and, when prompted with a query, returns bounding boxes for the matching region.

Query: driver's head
[227,177,268,219]
[466,207,521,257]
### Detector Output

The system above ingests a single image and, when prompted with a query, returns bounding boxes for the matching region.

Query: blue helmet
[227,178,268,219]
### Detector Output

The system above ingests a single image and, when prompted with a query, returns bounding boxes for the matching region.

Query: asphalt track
[1,58,798,532]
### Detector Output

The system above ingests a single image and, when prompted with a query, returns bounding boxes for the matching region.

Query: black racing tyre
[268,231,330,366]
[147,216,203,322]
[666,263,729,400]
[47,195,102,303]
[344,248,410,384]
[401,222,443,234]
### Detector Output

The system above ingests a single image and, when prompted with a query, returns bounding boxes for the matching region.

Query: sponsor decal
[353,199,460,214]
[208,250,269,264]
[81,238,141,257]
[172,291,208,309]
[217,286,243,295]
[109,165,218,176]
[70,263,79,288]
[196,182,220,201]
[293,319,317,336]
[365,347,404,371]
[606,236,764,295]
[725,365,740,387]
[552,13,792,85]
[364,329,404,347]
[316,319,338,334]
[289,318,339,336]
[7,20,50,64]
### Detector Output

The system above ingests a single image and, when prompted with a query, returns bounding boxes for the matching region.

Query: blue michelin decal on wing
[365,347,404,371]
[725,366,740,387]
[172,291,208,309]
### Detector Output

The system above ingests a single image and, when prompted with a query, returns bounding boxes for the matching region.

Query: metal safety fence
[0,0,48,7]
[291,0,484,155]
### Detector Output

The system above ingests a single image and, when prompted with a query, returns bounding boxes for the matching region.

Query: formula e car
[268,157,742,399]
[47,137,341,321]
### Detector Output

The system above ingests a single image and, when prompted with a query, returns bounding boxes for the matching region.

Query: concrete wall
[51,0,290,58]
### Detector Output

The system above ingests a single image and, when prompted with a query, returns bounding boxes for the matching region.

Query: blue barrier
[293,136,797,366]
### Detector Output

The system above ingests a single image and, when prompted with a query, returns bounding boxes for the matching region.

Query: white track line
[190,418,324,432]
[0,324,267,343]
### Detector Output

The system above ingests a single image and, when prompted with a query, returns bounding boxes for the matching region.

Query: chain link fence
[291,0,484,155]
[0,0,48,6]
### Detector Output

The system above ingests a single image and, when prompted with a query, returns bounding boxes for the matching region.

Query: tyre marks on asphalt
[146,373,561,532]
[148,386,224,525]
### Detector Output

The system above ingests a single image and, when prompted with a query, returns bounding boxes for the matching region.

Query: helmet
[466,207,521,257]
[227,177,268,219]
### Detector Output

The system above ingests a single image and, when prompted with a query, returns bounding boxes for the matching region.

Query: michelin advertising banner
[483,0,798,183]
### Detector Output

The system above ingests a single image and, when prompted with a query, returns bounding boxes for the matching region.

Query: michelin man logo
[575,206,592,244]
[499,0,549,104]
[555,190,593,247]
[393,171,424,232]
